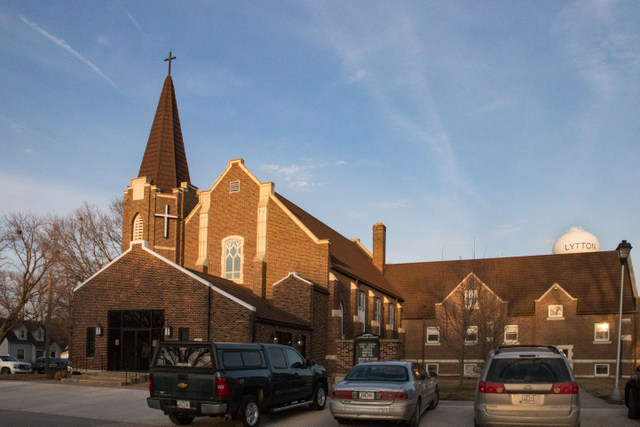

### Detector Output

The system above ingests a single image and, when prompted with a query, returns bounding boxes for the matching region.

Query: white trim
[273,272,315,287]
[594,363,610,377]
[74,242,256,312]
[535,283,577,302]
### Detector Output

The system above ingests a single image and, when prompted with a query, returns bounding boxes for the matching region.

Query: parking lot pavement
[0,381,638,427]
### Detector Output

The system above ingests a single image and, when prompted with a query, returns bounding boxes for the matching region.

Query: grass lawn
[437,376,629,403]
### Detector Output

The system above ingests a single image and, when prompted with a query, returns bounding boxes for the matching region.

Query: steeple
[138,65,190,192]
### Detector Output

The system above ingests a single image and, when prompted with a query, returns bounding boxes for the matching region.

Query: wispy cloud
[20,15,116,88]
[260,163,316,191]
[370,199,409,209]
[124,8,143,32]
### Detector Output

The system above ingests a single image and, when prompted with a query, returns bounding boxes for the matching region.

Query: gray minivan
[473,345,580,427]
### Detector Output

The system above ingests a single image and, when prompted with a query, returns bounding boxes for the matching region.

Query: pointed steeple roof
[138,75,190,192]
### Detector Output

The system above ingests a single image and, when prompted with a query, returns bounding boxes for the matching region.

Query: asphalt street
[0,380,637,426]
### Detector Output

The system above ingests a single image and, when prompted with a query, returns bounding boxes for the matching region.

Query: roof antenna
[164,51,176,76]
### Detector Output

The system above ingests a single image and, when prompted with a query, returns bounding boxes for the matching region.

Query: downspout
[207,286,211,341]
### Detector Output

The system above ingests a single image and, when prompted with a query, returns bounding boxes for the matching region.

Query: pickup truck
[146,341,328,426]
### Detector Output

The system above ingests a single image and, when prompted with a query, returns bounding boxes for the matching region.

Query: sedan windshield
[345,364,408,382]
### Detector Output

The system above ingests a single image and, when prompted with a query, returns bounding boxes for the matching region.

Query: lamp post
[611,240,632,401]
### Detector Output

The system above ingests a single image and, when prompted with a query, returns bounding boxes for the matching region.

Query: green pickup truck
[146,341,328,426]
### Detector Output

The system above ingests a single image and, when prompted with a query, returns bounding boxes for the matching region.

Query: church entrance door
[108,310,164,371]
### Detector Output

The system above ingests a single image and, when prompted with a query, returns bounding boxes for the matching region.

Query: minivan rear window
[153,344,214,369]
[486,358,571,383]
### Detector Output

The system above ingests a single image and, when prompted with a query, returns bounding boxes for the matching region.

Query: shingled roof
[385,251,636,319]
[138,76,190,192]
[275,193,403,301]
[189,269,311,329]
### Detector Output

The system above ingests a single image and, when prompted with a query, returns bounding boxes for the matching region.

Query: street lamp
[611,240,632,401]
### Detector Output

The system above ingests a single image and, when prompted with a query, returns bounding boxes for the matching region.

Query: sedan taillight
[551,381,579,394]
[378,391,408,401]
[331,390,357,399]
[478,381,506,394]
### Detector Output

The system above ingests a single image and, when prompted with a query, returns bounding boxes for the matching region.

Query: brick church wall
[71,244,255,370]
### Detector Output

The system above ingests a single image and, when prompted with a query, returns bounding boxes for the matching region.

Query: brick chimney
[372,222,386,272]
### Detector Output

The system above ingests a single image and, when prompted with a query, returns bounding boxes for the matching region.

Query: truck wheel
[1,368,10,375]
[311,383,327,410]
[238,395,260,427]
[629,389,640,419]
[168,412,194,425]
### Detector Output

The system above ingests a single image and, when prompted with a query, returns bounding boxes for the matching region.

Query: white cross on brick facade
[155,205,178,238]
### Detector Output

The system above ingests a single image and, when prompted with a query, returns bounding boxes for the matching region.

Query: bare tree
[0,212,58,345]
[437,274,509,384]
[48,199,123,348]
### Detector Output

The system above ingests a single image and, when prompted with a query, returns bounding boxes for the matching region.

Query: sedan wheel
[429,388,439,409]
[407,399,421,427]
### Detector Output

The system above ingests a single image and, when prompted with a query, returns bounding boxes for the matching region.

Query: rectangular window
[464,289,479,310]
[86,327,96,357]
[426,364,439,376]
[388,304,395,328]
[17,349,24,360]
[373,298,381,322]
[179,328,190,341]
[594,323,610,342]
[465,326,478,344]
[357,291,366,332]
[594,364,610,376]
[548,304,563,318]
[504,325,519,344]
[464,363,478,377]
[426,326,440,344]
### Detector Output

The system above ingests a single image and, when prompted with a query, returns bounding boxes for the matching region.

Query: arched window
[132,214,144,241]
[222,237,243,282]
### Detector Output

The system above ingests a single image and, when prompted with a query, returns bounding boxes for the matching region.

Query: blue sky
[1,1,638,263]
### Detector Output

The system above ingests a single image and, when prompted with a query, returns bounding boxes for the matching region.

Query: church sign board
[354,332,380,364]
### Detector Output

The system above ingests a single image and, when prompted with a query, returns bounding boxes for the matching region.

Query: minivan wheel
[312,383,327,410]
[238,395,260,427]
[168,412,194,425]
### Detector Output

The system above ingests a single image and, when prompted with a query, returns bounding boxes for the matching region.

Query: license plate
[359,391,375,400]
[519,394,537,404]
[177,400,191,409]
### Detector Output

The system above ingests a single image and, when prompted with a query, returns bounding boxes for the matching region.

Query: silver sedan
[330,361,439,426]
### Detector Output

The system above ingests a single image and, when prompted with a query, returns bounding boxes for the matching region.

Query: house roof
[138,75,190,192]
[275,193,403,301]
[385,251,636,319]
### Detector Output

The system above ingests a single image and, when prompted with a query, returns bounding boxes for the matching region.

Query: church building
[72,66,637,379]
[71,70,404,373]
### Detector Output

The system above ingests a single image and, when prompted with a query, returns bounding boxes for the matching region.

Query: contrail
[20,15,117,88]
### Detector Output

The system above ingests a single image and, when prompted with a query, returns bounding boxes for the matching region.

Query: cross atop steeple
[164,51,176,76]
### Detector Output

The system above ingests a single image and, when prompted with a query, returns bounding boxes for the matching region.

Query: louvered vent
[229,180,241,194]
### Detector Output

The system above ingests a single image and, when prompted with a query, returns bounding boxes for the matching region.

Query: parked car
[30,357,69,374]
[147,341,327,426]
[473,345,580,427]
[330,361,438,427]
[625,366,640,419]
[0,355,32,374]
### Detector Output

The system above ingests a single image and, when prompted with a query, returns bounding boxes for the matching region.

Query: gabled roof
[385,251,636,319]
[188,269,311,329]
[74,242,309,330]
[138,76,190,192]
[275,193,403,301]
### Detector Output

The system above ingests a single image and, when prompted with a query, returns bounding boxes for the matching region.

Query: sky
[0,1,638,264]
